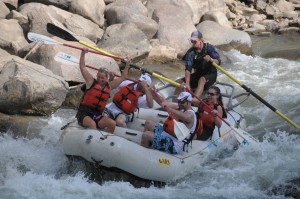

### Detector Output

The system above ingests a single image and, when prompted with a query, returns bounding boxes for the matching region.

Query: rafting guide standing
[174,30,221,98]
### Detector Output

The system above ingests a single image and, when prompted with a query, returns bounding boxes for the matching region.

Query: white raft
[61,82,250,182]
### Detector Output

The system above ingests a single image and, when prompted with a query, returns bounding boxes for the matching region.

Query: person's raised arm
[80,48,94,88]
[184,70,191,91]
[109,58,131,89]
[167,106,193,123]
[140,81,153,108]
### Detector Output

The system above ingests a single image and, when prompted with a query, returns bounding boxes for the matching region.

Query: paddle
[47,23,115,57]
[211,62,299,129]
[46,23,181,85]
[27,32,123,60]
[151,88,190,141]
[53,51,139,83]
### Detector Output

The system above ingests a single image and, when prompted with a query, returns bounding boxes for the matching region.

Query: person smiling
[76,48,130,133]
[174,30,221,98]
[192,86,227,140]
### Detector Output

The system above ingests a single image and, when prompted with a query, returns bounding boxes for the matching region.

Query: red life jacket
[163,111,203,139]
[163,115,178,138]
[197,101,218,132]
[80,80,110,114]
[112,83,144,114]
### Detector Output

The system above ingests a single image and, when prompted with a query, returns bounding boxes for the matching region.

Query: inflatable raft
[61,82,251,182]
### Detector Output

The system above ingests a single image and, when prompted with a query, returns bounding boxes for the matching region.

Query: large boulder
[105,0,158,39]
[185,0,227,24]
[69,0,106,27]
[197,20,252,55]
[19,3,104,43]
[0,19,29,55]
[0,56,68,116]
[0,1,10,19]
[1,0,18,10]
[146,0,196,57]
[97,23,151,61]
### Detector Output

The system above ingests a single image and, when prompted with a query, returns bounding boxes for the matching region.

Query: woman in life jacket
[106,74,153,127]
[193,86,227,140]
[76,48,130,133]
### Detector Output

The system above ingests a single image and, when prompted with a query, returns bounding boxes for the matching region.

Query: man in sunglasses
[174,30,221,98]
[141,92,197,154]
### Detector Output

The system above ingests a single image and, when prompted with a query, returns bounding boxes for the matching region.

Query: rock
[197,20,252,55]
[145,39,177,64]
[105,0,158,40]
[202,11,232,28]
[23,0,71,9]
[147,0,196,57]
[6,10,29,33]
[97,23,150,61]
[0,19,29,55]
[0,56,68,116]
[1,0,18,10]
[185,0,227,24]
[0,1,10,19]
[69,0,105,27]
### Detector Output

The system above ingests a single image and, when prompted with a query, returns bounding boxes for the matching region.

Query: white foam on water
[1,50,299,199]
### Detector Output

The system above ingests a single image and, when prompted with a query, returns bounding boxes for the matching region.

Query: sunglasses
[207,92,217,96]
[190,40,197,44]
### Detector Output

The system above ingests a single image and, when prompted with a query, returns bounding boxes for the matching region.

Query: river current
[0,33,299,199]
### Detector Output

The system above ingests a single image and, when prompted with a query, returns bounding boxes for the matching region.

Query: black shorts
[181,72,217,91]
[76,106,104,127]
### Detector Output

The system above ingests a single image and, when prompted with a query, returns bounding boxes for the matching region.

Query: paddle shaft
[152,88,173,118]
[54,52,138,83]
[212,62,299,129]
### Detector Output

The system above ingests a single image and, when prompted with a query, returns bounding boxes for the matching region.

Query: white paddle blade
[232,126,259,145]
[54,52,79,65]
[174,120,190,141]
[27,32,63,45]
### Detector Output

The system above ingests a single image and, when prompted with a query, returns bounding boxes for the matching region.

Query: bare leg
[141,130,154,147]
[97,116,116,133]
[194,76,207,98]
[144,120,156,131]
[115,114,127,127]
[82,116,97,129]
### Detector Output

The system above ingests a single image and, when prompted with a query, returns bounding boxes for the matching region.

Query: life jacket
[163,109,202,142]
[182,44,217,74]
[112,83,144,115]
[80,80,110,114]
[197,100,218,133]
[163,114,179,138]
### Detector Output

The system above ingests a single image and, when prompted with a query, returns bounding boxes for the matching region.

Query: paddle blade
[174,120,190,141]
[231,126,259,145]
[54,52,79,65]
[27,32,62,45]
[47,23,79,42]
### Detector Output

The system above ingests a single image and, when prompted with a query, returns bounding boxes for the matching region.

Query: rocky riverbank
[0,0,299,116]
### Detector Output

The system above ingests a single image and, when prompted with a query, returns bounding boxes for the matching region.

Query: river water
[0,33,300,199]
